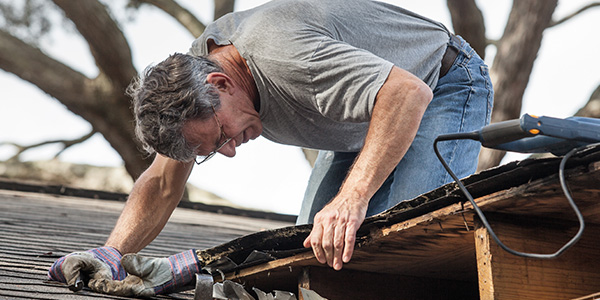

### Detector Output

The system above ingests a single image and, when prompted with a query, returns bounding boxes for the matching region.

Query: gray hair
[127,53,223,161]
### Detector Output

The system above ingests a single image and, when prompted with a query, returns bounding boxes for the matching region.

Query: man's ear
[206,73,233,94]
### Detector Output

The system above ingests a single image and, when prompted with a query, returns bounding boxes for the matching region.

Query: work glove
[116,249,201,297]
[47,246,127,290]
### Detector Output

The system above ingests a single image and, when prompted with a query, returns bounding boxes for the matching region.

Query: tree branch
[0,29,93,114]
[549,2,600,27]
[52,0,137,92]
[2,130,97,161]
[0,28,148,178]
[0,28,126,124]
[128,0,206,37]
[214,0,235,20]
[50,0,152,178]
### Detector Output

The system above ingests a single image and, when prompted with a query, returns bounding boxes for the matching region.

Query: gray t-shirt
[189,0,450,152]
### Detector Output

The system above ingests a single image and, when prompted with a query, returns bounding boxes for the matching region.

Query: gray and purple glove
[49,248,200,297]
[116,249,201,297]
[48,246,127,290]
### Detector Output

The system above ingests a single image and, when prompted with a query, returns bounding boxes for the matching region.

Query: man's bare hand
[303,196,368,270]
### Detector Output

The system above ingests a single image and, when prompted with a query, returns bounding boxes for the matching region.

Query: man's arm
[303,66,433,270]
[105,154,194,254]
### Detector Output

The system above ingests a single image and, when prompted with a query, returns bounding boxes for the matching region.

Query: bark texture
[477,0,558,171]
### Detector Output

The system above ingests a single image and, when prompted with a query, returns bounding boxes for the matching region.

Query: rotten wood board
[224,201,478,283]
[346,161,600,277]
[218,155,600,298]
[198,148,600,276]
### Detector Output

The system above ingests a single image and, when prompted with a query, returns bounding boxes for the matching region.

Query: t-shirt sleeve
[187,37,206,56]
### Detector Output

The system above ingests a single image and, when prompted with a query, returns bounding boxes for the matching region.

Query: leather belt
[439,35,461,79]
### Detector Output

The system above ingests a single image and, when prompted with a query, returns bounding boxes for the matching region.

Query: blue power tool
[434,113,600,259]
[477,114,600,154]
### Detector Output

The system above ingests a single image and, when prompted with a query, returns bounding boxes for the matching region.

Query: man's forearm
[105,181,180,254]
[105,155,194,254]
[304,66,433,270]
[341,66,433,202]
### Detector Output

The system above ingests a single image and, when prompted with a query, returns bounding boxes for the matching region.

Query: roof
[0,184,293,299]
[196,145,600,299]
[4,144,600,299]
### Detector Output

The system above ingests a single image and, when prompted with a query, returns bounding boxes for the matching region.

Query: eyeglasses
[194,104,232,165]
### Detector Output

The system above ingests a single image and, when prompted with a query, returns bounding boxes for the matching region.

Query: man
[49,0,493,296]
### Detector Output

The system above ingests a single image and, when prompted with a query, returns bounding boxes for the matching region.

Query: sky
[0,0,598,215]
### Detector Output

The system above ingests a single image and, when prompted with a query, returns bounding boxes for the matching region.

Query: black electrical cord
[434,133,588,259]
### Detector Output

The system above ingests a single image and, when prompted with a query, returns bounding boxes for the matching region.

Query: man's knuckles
[333,239,344,250]
[321,239,334,251]
[88,275,145,297]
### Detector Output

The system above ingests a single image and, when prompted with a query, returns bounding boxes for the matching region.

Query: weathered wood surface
[217,146,600,299]
[475,217,600,300]
[0,188,293,300]
[226,161,600,285]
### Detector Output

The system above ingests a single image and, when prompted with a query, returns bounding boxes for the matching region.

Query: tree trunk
[477,0,558,171]
[446,0,487,59]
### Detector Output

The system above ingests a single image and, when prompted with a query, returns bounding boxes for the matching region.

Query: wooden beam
[474,214,600,300]
[475,221,495,299]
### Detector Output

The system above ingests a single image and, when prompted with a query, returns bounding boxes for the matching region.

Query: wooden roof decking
[0,186,294,299]
[196,145,600,300]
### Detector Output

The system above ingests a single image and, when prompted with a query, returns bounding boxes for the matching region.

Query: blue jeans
[296,36,493,225]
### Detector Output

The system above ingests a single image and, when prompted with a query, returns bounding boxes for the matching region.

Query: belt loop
[449,34,462,49]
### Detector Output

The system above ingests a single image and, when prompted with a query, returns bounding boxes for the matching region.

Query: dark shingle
[0,188,293,299]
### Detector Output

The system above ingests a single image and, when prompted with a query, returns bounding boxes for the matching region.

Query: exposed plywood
[475,216,600,300]
[223,202,479,281]
[226,252,316,294]
[350,202,477,279]
[211,147,600,299]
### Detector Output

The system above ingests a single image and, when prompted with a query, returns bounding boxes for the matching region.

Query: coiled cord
[433,133,588,259]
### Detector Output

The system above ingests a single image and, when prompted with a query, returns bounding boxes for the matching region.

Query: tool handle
[479,118,533,147]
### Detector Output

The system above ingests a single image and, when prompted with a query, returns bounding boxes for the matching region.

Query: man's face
[182,92,262,160]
